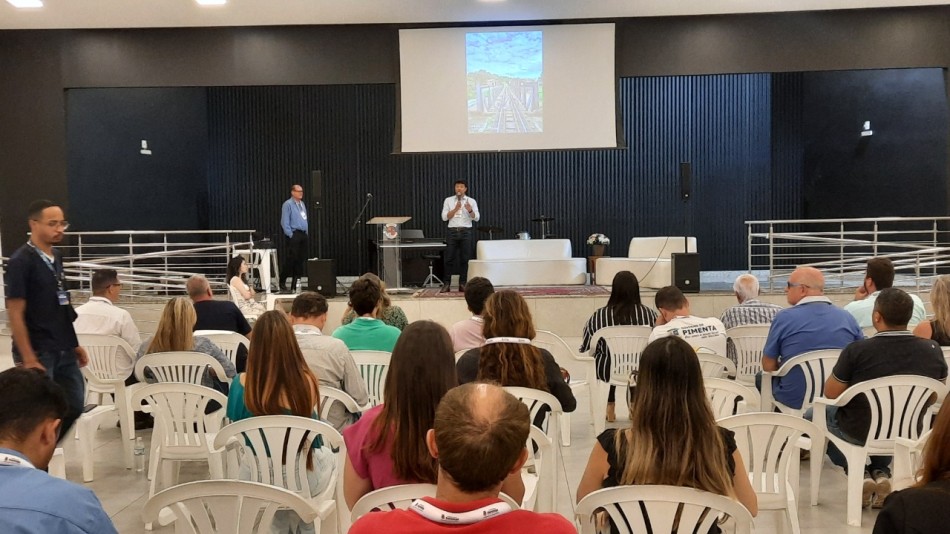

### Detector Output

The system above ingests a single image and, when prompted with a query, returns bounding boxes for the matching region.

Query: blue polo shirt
[4,243,79,355]
[763,296,863,408]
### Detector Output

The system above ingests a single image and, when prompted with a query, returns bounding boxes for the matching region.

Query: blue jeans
[804,406,891,477]
[17,349,86,441]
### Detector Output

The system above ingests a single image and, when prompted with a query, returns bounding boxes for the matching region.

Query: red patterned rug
[413,285,610,298]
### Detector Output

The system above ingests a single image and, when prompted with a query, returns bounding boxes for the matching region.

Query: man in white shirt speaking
[73,269,141,376]
[440,180,479,293]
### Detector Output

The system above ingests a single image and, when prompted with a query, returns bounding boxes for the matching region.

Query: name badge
[57,291,70,306]
[300,210,307,221]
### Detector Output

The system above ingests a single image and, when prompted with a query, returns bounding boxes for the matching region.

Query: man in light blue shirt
[844,257,927,329]
[0,367,117,534]
[280,184,309,292]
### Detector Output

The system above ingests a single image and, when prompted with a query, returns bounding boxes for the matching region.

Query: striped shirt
[580,305,657,382]
[720,299,782,364]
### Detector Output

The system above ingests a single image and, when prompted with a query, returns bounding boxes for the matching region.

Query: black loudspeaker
[679,162,691,200]
[671,252,700,293]
[311,170,323,206]
[307,259,336,297]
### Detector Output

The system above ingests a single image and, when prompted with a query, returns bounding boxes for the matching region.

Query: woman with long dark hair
[580,270,657,422]
[226,255,265,315]
[577,336,757,531]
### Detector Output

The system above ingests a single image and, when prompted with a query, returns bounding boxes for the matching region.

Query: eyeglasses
[786,282,810,289]
[292,188,303,193]
[34,220,70,230]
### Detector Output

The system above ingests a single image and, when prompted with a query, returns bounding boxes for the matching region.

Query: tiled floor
[0,341,884,534]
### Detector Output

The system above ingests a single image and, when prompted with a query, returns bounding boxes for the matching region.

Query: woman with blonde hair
[340,272,408,330]
[913,275,950,344]
[226,310,334,534]
[577,336,757,531]
[135,297,235,389]
[456,290,577,415]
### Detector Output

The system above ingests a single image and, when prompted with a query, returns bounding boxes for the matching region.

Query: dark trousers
[18,349,85,442]
[282,230,308,290]
[445,227,473,284]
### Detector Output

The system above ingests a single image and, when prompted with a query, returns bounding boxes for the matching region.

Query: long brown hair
[916,400,950,486]
[368,321,457,482]
[930,275,950,335]
[615,336,734,497]
[147,297,196,354]
[477,290,547,391]
[245,311,321,469]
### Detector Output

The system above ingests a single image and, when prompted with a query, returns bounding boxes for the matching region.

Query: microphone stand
[352,194,373,275]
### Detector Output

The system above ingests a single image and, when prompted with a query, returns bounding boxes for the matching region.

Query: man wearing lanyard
[280,184,309,293]
[440,180,479,293]
[0,368,117,532]
[4,199,87,440]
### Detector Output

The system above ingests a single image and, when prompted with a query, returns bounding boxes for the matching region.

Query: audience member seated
[226,310,335,534]
[457,290,577,418]
[73,268,141,376]
[348,383,575,534]
[226,255,266,316]
[187,274,253,372]
[720,274,782,364]
[874,401,950,533]
[333,278,401,352]
[845,257,926,329]
[135,297,236,393]
[579,271,657,423]
[0,368,118,533]
[290,291,369,430]
[821,288,948,509]
[343,321,467,508]
[341,273,409,331]
[576,336,758,532]
[649,285,728,356]
[449,276,494,352]
[760,266,863,409]
[913,274,950,345]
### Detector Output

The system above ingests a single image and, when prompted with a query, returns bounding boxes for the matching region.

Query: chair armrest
[811,398,832,434]
[760,371,774,412]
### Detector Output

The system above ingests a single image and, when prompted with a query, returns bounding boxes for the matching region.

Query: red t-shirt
[348,497,575,534]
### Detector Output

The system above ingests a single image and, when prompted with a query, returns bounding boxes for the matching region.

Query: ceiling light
[195,0,226,5]
[7,0,44,8]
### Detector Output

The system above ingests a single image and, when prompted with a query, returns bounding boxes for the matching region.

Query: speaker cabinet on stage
[671,253,700,293]
[307,259,336,297]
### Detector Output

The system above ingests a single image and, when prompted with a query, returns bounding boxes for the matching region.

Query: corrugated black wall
[207,74,789,273]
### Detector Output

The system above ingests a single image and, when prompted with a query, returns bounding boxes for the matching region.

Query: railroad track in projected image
[492,85,534,134]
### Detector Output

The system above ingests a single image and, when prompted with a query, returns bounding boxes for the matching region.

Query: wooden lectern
[367,216,411,290]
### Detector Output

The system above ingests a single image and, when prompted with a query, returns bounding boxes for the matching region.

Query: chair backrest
[502,387,563,445]
[589,325,653,385]
[522,424,555,513]
[454,349,469,363]
[726,324,771,384]
[767,349,841,413]
[705,378,760,419]
[131,383,228,455]
[862,326,877,339]
[719,412,821,499]
[350,483,438,522]
[942,347,950,369]
[214,415,343,499]
[831,375,948,447]
[77,334,136,385]
[196,332,250,367]
[575,485,753,534]
[696,351,737,379]
[351,351,391,407]
[533,330,591,378]
[134,351,229,384]
[142,479,317,534]
[317,386,362,422]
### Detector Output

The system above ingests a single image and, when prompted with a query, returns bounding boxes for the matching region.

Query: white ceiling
[0,0,946,30]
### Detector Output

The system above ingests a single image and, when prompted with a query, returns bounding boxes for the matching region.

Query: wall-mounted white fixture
[140,140,153,156]
[861,120,873,137]
[6,0,44,8]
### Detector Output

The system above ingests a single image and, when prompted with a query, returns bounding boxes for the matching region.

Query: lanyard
[484,337,531,345]
[410,499,512,525]
[471,316,484,323]
[26,241,64,291]
[0,453,35,469]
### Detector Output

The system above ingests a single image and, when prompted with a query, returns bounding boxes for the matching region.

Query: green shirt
[332,317,401,352]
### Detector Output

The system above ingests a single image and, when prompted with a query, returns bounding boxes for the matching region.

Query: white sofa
[467,239,587,286]
[595,237,697,288]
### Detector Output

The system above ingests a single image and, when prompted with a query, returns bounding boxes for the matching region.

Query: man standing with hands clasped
[4,199,88,440]
[441,180,479,293]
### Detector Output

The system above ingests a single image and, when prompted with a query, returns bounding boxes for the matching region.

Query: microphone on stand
[367,193,374,200]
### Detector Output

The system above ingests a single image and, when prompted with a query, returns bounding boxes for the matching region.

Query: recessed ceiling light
[195,0,226,5]
[7,0,44,8]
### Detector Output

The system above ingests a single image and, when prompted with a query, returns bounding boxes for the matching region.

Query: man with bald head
[760,266,862,409]
[348,383,574,534]
[280,184,308,292]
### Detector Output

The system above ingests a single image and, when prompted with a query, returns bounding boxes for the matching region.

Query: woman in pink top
[342,321,458,508]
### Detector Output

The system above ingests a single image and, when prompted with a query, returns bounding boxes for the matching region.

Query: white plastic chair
[575,485,754,534]
[720,412,824,534]
[142,479,318,534]
[351,350,391,408]
[892,430,931,491]
[213,415,344,534]
[134,351,230,385]
[351,483,438,522]
[76,334,137,480]
[862,326,877,339]
[942,346,950,368]
[589,325,653,435]
[696,350,737,379]
[317,386,362,425]
[814,375,948,526]
[533,329,596,446]
[131,383,228,506]
[49,448,66,479]
[705,378,760,419]
[194,331,250,368]
[760,349,841,415]
[503,386,563,507]
[454,349,470,362]
[726,324,771,386]
[521,424,555,513]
